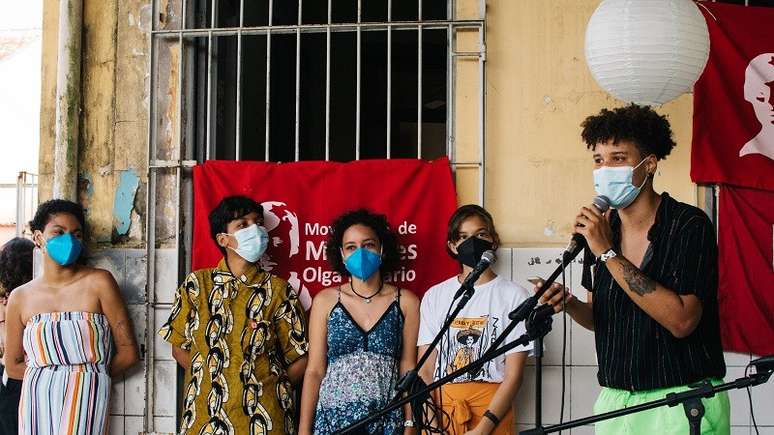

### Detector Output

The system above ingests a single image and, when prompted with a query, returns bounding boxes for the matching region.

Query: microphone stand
[474,245,580,432]
[531,306,552,430]
[342,246,580,433]
[483,243,581,363]
[392,281,474,402]
[519,366,773,435]
[339,302,556,434]
[342,294,774,435]
[391,260,493,426]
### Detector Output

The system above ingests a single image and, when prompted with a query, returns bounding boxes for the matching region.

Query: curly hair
[445,204,500,260]
[0,237,34,297]
[30,199,86,233]
[580,104,677,160]
[325,209,401,278]
[208,196,264,255]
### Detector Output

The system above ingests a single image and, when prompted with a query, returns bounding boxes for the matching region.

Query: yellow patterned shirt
[158,259,308,435]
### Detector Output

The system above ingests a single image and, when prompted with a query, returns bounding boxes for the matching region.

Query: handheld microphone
[453,250,497,300]
[564,195,610,257]
[508,199,608,322]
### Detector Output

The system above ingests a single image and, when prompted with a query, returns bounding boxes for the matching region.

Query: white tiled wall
[90,248,180,435]
[89,249,149,435]
[151,249,179,434]
[497,247,771,435]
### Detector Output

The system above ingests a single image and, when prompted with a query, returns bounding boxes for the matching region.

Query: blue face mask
[342,247,382,281]
[593,158,649,209]
[226,224,269,263]
[46,233,83,266]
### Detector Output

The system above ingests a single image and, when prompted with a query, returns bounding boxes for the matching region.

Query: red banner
[718,185,774,356]
[692,3,774,191]
[192,158,460,307]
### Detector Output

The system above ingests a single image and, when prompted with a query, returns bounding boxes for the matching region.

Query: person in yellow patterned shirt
[159,196,308,435]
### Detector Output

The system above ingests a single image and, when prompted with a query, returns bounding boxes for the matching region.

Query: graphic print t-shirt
[418,275,533,383]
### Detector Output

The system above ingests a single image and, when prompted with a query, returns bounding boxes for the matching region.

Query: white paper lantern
[585,0,710,106]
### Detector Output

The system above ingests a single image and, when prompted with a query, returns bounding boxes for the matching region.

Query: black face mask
[455,236,494,268]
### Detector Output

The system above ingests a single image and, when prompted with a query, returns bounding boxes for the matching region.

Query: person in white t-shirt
[417,205,532,435]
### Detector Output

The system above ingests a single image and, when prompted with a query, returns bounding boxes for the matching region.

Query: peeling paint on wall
[79,172,93,197]
[113,169,140,237]
[129,208,142,240]
[138,4,152,32]
[543,220,556,237]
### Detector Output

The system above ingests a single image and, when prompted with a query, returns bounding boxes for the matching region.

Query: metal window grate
[149,0,486,167]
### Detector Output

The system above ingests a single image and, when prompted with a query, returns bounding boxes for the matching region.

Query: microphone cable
[745,361,761,435]
[559,259,568,433]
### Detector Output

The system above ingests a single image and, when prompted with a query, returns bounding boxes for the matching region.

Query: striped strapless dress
[19,311,113,435]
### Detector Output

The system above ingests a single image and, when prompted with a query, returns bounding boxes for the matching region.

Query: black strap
[484,410,500,427]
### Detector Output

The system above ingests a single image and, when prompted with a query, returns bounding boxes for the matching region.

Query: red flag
[718,185,774,356]
[192,158,460,306]
[692,3,774,190]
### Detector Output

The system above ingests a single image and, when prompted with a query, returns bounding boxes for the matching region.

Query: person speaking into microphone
[539,105,729,435]
[417,205,532,435]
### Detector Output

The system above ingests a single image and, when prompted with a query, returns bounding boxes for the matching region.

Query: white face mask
[223,224,269,263]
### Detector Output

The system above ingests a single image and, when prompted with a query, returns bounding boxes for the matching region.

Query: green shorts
[593,379,730,435]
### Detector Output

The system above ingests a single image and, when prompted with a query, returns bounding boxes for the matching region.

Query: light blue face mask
[46,233,83,266]
[226,224,269,263]
[593,158,649,209]
[342,247,382,281]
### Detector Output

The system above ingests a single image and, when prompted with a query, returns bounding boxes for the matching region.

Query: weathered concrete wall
[39,0,149,249]
[38,0,58,202]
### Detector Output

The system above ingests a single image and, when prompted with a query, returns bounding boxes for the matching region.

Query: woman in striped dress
[2,200,140,434]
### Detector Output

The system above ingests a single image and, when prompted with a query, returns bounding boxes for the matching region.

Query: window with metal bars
[150,0,485,164]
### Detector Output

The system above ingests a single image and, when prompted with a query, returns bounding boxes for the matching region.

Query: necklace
[349,280,384,304]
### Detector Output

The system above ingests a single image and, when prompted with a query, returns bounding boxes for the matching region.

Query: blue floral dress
[313,288,404,434]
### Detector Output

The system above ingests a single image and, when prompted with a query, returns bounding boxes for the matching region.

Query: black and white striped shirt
[584,192,727,391]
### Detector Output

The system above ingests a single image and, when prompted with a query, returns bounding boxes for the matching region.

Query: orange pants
[432,382,513,435]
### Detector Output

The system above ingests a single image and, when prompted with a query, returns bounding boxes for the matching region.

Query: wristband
[484,410,500,427]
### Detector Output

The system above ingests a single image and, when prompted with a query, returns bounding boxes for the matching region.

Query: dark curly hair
[325,209,401,278]
[445,204,500,260]
[30,199,86,233]
[580,104,677,160]
[209,196,264,256]
[0,237,34,297]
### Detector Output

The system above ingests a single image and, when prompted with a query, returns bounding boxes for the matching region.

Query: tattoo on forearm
[619,259,657,296]
[14,356,24,364]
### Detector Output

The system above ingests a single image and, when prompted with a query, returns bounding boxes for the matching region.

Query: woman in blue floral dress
[299,209,420,435]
